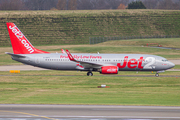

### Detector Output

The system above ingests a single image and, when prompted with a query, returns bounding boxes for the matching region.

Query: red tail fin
[6,22,49,54]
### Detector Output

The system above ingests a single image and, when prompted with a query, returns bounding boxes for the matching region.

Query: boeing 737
[6,22,175,76]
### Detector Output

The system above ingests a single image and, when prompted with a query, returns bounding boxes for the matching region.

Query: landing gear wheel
[155,73,159,77]
[87,72,93,76]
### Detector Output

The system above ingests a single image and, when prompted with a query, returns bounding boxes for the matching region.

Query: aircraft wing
[66,50,103,69]
[5,52,26,58]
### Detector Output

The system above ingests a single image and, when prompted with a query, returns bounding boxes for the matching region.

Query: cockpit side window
[162,59,168,62]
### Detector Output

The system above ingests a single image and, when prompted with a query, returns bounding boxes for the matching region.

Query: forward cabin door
[35,57,41,64]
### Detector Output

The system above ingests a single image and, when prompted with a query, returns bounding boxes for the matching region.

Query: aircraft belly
[40,61,77,70]
[119,67,142,71]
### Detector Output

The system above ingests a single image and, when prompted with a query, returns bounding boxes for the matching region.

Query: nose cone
[168,61,175,69]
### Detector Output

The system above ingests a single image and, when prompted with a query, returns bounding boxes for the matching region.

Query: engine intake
[100,66,118,74]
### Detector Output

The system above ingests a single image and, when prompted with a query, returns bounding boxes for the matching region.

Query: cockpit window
[162,59,168,62]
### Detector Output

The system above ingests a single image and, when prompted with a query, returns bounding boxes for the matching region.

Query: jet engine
[100,66,118,74]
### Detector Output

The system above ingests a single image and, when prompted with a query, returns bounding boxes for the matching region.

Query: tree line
[0,0,180,10]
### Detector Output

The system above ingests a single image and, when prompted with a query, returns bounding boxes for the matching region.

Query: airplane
[6,22,175,77]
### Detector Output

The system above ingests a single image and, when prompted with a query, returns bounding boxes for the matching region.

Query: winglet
[61,49,66,54]
[66,49,76,61]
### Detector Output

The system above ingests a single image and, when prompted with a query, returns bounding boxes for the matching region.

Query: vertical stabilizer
[6,22,49,54]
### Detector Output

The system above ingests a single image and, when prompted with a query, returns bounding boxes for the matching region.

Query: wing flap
[78,61,103,68]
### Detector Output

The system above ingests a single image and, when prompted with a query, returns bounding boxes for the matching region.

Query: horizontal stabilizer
[5,52,26,58]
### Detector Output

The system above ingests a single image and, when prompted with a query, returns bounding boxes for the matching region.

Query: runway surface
[0,65,47,71]
[1,74,180,77]
[1,65,180,77]
[0,104,180,120]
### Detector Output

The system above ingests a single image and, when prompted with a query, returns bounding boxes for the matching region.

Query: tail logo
[9,25,34,53]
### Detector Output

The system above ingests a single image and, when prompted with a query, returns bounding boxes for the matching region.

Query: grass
[0,70,180,105]
[1,10,180,106]
[174,65,180,69]
[0,41,179,105]
[100,38,180,48]
[0,10,180,46]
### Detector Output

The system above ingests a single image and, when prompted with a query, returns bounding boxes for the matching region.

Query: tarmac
[1,104,180,120]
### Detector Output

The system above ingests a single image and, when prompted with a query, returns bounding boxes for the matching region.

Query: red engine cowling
[100,66,118,74]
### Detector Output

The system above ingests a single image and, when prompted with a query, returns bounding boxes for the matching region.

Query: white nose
[168,61,175,68]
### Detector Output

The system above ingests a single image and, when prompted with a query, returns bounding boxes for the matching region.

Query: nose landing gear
[155,70,165,77]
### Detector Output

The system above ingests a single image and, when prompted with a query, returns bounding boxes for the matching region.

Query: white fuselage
[11,53,175,72]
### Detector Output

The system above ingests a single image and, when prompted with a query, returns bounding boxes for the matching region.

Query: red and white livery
[6,23,175,76]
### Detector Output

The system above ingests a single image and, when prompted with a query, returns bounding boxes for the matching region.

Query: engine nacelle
[100,66,118,74]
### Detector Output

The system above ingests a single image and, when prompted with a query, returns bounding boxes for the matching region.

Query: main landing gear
[87,71,93,76]
[155,73,159,77]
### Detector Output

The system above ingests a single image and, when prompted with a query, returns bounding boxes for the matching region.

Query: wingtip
[65,49,69,53]
[61,49,66,54]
